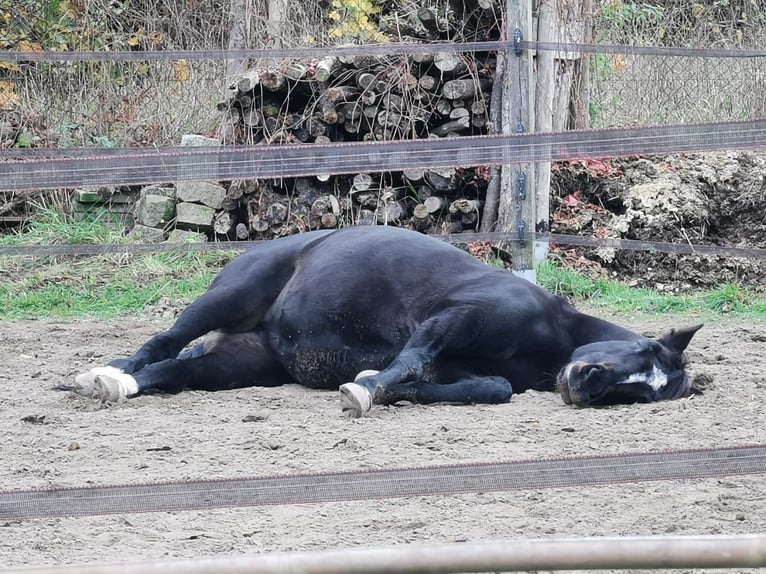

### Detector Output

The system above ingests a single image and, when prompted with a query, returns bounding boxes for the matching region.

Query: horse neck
[571,312,643,347]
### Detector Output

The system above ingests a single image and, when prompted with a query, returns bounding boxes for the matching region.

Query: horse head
[557,324,703,407]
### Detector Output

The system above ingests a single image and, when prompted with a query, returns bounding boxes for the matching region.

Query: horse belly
[264,260,419,388]
[268,331,398,389]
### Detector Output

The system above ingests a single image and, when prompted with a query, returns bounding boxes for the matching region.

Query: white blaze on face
[621,364,668,391]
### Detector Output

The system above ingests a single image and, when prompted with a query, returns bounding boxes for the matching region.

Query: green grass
[2,211,766,320]
[537,261,766,318]
[1,209,237,319]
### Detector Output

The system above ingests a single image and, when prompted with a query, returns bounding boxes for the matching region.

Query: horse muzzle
[556,361,612,407]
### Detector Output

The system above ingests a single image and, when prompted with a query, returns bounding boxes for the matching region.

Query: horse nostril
[582,364,603,381]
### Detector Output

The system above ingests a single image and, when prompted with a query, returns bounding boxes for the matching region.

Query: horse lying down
[73,226,702,417]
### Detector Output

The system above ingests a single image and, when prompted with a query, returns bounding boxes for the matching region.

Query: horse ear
[658,324,703,353]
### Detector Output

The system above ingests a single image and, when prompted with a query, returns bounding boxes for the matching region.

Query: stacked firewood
[212,38,497,239]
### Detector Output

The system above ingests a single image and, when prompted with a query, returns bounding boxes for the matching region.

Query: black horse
[74,226,701,417]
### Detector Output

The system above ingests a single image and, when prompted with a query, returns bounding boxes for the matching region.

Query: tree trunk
[225,0,250,81]
[267,0,287,49]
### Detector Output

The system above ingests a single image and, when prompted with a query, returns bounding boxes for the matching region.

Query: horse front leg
[339,306,486,417]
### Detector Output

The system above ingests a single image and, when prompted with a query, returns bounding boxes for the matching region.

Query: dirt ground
[1,312,765,573]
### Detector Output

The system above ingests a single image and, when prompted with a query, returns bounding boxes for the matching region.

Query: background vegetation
[2,1,764,319]
[2,212,765,319]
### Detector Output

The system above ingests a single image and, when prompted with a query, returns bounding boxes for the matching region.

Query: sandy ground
[1,312,765,573]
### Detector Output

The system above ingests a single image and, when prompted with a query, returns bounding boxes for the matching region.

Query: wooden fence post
[498,0,536,283]
[534,0,555,266]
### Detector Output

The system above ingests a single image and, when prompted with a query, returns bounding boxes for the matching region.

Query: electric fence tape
[2,445,765,521]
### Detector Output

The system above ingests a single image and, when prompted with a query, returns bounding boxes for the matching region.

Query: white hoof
[339,383,373,418]
[354,369,380,382]
[71,366,137,402]
[87,368,138,403]
[73,366,126,399]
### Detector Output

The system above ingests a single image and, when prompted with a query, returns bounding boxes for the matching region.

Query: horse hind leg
[373,376,513,408]
[87,331,289,402]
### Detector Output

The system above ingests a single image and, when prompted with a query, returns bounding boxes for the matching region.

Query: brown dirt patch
[550,152,766,292]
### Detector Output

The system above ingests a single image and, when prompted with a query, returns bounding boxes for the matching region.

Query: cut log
[403,169,424,183]
[449,198,483,214]
[471,100,487,115]
[262,103,281,118]
[314,56,337,82]
[359,90,377,105]
[235,222,249,239]
[325,86,361,104]
[416,186,433,201]
[442,78,492,100]
[242,109,261,128]
[213,210,236,235]
[412,52,434,64]
[355,72,375,90]
[311,194,341,217]
[285,61,308,81]
[342,102,363,121]
[431,115,471,136]
[265,202,288,225]
[376,200,405,224]
[418,74,437,91]
[449,107,471,120]
[250,214,270,233]
[352,173,375,192]
[434,53,467,74]
[400,72,419,92]
[435,98,452,116]
[352,54,377,68]
[261,69,286,91]
[306,117,328,137]
[383,93,404,110]
[228,179,255,199]
[320,212,338,228]
[425,169,455,191]
[237,93,253,110]
[424,195,449,214]
[236,70,261,93]
[318,97,338,124]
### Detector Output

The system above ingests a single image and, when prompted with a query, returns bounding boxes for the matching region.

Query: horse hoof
[93,371,139,403]
[339,382,372,418]
[72,366,124,398]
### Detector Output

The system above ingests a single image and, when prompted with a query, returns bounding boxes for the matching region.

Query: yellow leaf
[0,61,21,72]
[151,32,163,46]
[612,54,625,73]
[691,4,704,18]
[19,40,44,52]
[173,60,190,83]
[128,27,144,47]
[0,80,20,110]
